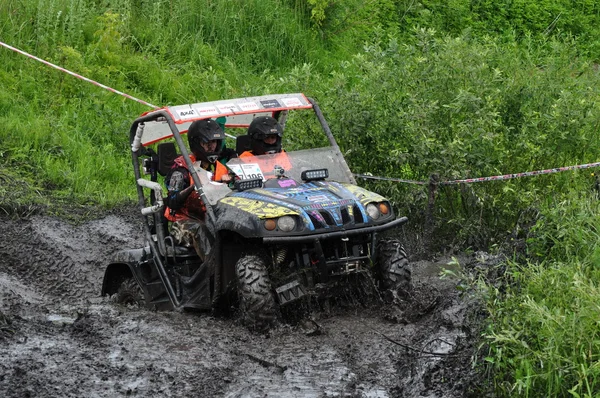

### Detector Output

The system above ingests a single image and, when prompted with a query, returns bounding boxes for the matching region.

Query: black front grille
[320,210,335,226]
[307,209,342,229]
[307,212,325,229]
[353,205,365,224]
[307,205,364,229]
[341,207,352,224]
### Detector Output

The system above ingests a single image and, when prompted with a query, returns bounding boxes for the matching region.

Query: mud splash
[0,206,484,397]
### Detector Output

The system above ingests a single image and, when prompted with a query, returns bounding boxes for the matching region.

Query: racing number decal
[228,163,266,182]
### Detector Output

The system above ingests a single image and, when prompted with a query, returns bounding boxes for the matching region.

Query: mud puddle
[0,207,483,397]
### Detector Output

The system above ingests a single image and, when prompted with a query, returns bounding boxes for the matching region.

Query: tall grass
[2,1,599,214]
[483,191,600,397]
[0,0,329,208]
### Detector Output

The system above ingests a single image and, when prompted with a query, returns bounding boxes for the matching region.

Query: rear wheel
[235,255,277,332]
[114,277,145,307]
[376,239,411,295]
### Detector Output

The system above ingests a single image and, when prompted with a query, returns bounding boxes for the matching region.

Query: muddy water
[0,208,482,397]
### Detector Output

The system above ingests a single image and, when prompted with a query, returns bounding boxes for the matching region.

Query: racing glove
[165,185,194,210]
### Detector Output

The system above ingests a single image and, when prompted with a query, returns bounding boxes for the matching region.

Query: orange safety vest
[239,150,292,178]
[164,155,229,222]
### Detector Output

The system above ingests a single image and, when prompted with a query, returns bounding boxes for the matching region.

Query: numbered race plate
[227,163,266,182]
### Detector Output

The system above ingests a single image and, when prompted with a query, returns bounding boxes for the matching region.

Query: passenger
[239,116,291,174]
[163,119,235,258]
[216,116,238,164]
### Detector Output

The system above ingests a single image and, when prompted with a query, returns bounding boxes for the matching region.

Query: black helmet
[247,116,283,155]
[187,119,225,163]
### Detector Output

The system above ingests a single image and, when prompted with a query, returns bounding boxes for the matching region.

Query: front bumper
[262,216,408,244]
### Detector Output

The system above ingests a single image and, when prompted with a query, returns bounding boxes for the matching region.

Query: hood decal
[339,183,387,205]
[221,181,384,230]
[220,197,300,219]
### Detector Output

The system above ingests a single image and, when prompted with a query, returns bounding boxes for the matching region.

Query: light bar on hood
[301,168,329,182]
[234,178,263,191]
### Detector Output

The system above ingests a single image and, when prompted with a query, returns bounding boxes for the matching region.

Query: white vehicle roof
[138,93,312,147]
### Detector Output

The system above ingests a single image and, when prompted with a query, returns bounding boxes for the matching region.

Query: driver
[239,116,291,174]
[163,119,235,257]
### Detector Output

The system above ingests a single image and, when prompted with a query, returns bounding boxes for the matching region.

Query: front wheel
[235,255,277,332]
[376,239,411,296]
[114,277,145,308]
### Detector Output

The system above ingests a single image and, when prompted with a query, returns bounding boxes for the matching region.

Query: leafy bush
[394,0,600,59]
[313,29,600,248]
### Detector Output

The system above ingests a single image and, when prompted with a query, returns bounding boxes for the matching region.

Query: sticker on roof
[282,97,302,107]
[239,101,260,111]
[260,99,281,109]
[178,108,197,120]
[217,103,238,113]
[197,106,219,117]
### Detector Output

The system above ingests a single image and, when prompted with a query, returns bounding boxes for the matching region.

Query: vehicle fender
[214,204,264,238]
[101,262,138,297]
[340,183,388,206]
[101,248,148,296]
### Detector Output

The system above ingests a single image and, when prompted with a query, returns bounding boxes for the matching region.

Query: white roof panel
[140,93,312,147]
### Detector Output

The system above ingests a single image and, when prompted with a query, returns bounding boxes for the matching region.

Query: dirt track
[0,206,485,397]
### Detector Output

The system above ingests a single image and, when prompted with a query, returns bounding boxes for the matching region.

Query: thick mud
[0,206,486,397]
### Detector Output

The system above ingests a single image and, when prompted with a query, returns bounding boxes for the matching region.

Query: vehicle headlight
[277,216,296,232]
[366,203,380,220]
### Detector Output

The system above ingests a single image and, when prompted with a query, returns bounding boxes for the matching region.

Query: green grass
[481,191,600,397]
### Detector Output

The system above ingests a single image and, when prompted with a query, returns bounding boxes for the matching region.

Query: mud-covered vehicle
[102,93,410,330]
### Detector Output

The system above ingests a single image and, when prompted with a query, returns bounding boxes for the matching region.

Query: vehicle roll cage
[129,95,353,224]
[125,94,357,308]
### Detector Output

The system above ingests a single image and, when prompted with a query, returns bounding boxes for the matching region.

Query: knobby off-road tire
[114,277,145,308]
[376,239,411,295]
[235,255,277,332]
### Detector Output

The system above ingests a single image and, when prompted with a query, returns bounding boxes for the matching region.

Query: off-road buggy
[101,93,410,330]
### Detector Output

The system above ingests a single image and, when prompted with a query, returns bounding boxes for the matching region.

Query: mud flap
[275,280,307,305]
[180,261,213,310]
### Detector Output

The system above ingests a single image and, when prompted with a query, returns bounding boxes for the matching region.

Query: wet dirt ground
[0,205,486,397]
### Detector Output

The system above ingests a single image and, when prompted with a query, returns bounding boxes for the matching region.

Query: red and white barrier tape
[354,161,600,186]
[0,41,158,109]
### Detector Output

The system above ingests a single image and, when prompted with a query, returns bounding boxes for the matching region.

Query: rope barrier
[353,174,428,185]
[354,161,600,186]
[0,41,158,109]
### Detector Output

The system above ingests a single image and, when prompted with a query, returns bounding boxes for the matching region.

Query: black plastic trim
[262,216,408,244]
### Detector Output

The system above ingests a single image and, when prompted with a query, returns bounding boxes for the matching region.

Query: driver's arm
[164,169,193,210]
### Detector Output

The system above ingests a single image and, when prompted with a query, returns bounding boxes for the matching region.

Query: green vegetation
[483,191,600,397]
[320,31,600,247]
[1,1,599,396]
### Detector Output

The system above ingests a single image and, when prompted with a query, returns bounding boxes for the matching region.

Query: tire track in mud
[0,213,143,303]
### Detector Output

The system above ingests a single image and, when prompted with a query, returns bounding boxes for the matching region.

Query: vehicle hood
[218,180,391,232]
